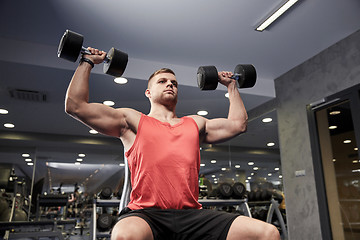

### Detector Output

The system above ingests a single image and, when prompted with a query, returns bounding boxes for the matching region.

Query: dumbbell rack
[91,198,120,240]
[247,199,288,239]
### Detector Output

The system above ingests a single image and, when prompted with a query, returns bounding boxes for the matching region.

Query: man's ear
[145,89,151,99]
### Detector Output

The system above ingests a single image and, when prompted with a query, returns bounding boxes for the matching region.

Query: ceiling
[0,0,360,194]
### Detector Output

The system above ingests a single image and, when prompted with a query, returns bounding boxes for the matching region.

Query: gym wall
[274,29,360,239]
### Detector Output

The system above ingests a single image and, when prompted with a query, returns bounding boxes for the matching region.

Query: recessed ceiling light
[25,158,32,162]
[103,100,115,106]
[253,167,259,170]
[275,167,280,171]
[247,177,252,180]
[221,168,227,171]
[4,123,15,128]
[267,142,275,147]
[332,159,336,162]
[114,77,128,84]
[251,172,254,176]
[225,93,229,98]
[248,162,254,166]
[343,139,352,144]
[212,175,216,178]
[78,153,85,157]
[329,110,341,115]
[279,175,283,179]
[22,153,30,157]
[89,129,98,134]
[200,163,205,167]
[355,148,358,151]
[197,110,208,116]
[235,165,241,168]
[268,173,272,176]
[352,160,358,164]
[76,158,83,162]
[0,109,8,114]
[329,126,337,130]
[262,118,272,123]
[211,159,217,164]
[75,162,81,165]
[27,162,34,166]
[119,163,125,167]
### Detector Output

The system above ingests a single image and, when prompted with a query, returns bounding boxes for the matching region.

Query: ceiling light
[197,110,208,116]
[78,153,85,157]
[221,168,227,171]
[200,163,205,167]
[25,158,32,162]
[275,167,280,171]
[211,159,217,164]
[103,100,115,106]
[4,123,15,128]
[279,175,283,179]
[76,158,83,162]
[225,93,229,98]
[212,175,216,178]
[332,159,336,162]
[256,0,299,32]
[89,129,98,134]
[0,109,8,114]
[268,173,272,176]
[253,167,259,170]
[235,165,240,168]
[22,153,30,157]
[27,162,34,166]
[248,162,254,166]
[251,172,254,176]
[343,139,352,144]
[355,148,358,151]
[329,110,341,115]
[119,163,125,167]
[352,160,358,164]
[267,142,275,147]
[262,118,272,123]
[75,162,81,165]
[329,126,337,130]
[247,177,252,180]
[114,77,128,84]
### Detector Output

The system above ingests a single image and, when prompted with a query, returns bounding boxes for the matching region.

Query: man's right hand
[83,47,107,65]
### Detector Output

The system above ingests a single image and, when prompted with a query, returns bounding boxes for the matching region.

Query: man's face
[146,72,178,105]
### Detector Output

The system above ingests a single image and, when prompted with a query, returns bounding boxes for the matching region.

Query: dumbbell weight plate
[197,66,218,90]
[97,213,113,231]
[234,64,257,88]
[232,182,246,199]
[57,30,84,62]
[103,47,128,77]
[218,183,233,199]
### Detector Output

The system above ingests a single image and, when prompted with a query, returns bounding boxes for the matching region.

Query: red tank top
[125,114,202,210]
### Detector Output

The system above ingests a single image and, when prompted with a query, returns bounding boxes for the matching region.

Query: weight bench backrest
[119,152,131,212]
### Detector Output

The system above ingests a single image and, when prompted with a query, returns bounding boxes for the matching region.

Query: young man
[65,48,280,240]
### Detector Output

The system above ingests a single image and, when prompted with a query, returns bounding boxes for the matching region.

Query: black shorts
[117,207,239,240]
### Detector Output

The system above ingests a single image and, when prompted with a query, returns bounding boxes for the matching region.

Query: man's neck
[148,104,177,121]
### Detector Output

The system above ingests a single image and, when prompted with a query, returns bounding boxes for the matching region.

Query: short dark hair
[148,68,175,87]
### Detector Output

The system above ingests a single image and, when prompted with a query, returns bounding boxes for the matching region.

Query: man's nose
[166,81,174,88]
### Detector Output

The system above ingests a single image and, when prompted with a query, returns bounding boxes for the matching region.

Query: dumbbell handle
[81,46,110,63]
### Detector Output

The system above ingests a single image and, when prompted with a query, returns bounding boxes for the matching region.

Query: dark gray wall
[275,29,360,239]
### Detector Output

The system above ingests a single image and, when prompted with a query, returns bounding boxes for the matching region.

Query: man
[65,48,280,240]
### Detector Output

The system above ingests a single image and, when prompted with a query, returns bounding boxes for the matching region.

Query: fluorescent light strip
[256,0,299,32]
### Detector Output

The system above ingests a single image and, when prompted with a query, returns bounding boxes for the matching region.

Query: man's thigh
[111,216,154,240]
[226,216,280,240]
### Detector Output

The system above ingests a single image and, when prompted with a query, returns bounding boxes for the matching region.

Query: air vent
[9,89,47,102]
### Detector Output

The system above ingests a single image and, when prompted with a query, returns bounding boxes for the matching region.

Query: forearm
[227,81,248,131]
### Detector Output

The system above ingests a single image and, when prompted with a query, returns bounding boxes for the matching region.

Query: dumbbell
[57,29,128,77]
[197,64,256,90]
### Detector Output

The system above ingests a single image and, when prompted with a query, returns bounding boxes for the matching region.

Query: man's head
[147,68,176,88]
[145,68,178,107]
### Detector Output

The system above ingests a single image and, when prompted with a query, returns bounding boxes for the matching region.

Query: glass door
[308,85,360,240]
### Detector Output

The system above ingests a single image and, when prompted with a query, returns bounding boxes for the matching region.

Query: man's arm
[65,48,140,138]
[194,71,248,144]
